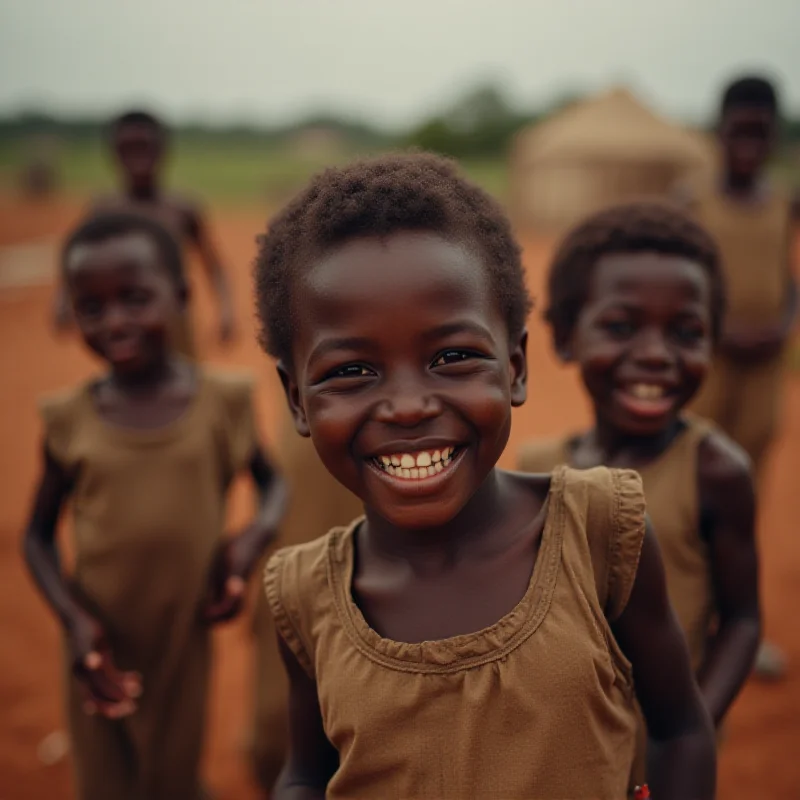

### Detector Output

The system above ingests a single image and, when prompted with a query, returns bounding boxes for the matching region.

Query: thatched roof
[514,88,711,166]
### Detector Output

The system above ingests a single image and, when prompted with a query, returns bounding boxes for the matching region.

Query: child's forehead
[67,232,160,275]
[299,232,489,307]
[590,252,710,299]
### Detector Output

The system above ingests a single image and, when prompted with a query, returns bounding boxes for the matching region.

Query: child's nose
[373,376,443,428]
[633,329,672,366]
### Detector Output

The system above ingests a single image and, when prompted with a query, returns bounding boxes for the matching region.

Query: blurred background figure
[19,133,60,201]
[50,111,237,354]
[675,75,798,680]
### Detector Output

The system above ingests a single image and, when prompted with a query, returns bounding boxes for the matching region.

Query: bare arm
[23,445,139,713]
[273,636,338,799]
[185,205,236,342]
[22,445,80,626]
[205,446,288,623]
[612,519,716,799]
[696,434,760,725]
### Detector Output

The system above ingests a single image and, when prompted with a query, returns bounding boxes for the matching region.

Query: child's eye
[672,324,705,345]
[431,350,478,367]
[75,300,102,319]
[329,364,374,379]
[602,320,635,338]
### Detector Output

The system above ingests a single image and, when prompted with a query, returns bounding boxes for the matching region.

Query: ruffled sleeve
[210,371,258,481]
[605,469,646,621]
[575,466,646,621]
[263,535,333,680]
[37,387,83,472]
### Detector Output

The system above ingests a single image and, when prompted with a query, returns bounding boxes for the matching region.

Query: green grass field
[0,136,510,206]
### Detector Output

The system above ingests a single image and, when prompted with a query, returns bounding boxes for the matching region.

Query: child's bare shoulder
[697,427,753,495]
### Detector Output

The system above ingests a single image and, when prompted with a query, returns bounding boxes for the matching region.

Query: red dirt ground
[1,195,798,799]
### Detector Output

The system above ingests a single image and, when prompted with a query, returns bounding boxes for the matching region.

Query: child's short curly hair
[545,201,724,350]
[254,152,532,365]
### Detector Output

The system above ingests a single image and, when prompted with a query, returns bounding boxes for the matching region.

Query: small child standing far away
[252,153,716,799]
[24,212,286,800]
[52,110,237,354]
[518,201,760,789]
[674,75,798,679]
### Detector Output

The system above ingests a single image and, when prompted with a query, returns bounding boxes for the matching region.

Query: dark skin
[557,252,760,729]
[25,232,285,717]
[52,121,236,343]
[272,232,715,799]
[673,106,798,361]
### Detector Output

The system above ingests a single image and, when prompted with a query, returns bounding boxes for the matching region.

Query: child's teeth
[377,447,459,480]
[631,383,663,399]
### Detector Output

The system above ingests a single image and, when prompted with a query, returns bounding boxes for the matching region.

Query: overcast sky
[2,0,798,129]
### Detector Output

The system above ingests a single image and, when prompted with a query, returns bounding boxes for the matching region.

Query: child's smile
[571,252,712,435]
[283,231,526,530]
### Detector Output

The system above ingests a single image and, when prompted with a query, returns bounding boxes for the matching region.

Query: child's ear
[276,361,311,437]
[509,330,528,407]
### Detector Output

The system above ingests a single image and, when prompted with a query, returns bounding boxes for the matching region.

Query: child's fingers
[123,671,143,698]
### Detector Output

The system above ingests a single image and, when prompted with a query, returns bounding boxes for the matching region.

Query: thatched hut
[510,88,712,231]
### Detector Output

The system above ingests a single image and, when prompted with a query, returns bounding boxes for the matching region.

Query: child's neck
[579,416,684,469]
[125,183,161,203]
[363,468,509,564]
[108,355,179,396]
[720,172,770,202]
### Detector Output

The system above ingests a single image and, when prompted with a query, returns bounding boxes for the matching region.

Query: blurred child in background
[24,211,286,800]
[518,201,760,790]
[675,75,798,678]
[52,110,237,355]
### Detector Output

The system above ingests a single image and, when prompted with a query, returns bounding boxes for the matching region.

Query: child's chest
[354,542,539,643]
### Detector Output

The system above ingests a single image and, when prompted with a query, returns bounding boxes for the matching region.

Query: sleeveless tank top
[690,184,791,327]
[266,466,645,799]
[518,417,713,671]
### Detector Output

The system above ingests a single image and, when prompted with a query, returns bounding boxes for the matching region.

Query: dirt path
[0,196,797,798]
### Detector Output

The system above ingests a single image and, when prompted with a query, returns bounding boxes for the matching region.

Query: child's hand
[68,610,141,718]
[203,540,247,625]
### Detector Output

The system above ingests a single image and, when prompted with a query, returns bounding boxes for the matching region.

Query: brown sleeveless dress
[686,185,792,478]
[250,402,362,788]
[519,417,715,788]
[39,370,258,800]
[265,466,645,799]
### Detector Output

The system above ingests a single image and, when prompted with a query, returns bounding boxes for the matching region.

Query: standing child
[518,201,761,787]
[24,212,286,800]
[675,75,798,678]
[253,153,716,799]
[52,110,237,354]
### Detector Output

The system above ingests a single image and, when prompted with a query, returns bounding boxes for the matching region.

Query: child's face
[567,253,713,437]
[719,107,775,181]
[113,124,163,190]
[282,232,527,531]
[66,233,183,375]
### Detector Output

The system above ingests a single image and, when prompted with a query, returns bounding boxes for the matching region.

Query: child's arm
[612,519,716,800]
[185,203,237,343]
[273,637,338,799]
[696,434,760,725]
[22,445,140,716]
[204,446,288,623]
